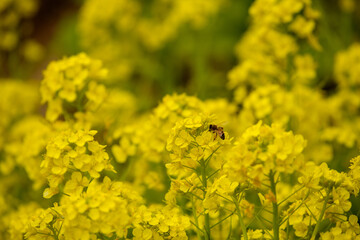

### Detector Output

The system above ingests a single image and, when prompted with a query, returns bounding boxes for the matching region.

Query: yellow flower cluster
[41,128,113,198]
[282,160,360,238]
[0,80,39,151]
[166,114,228,177]
[133,205,190,240]
[40,53,136,133]
[0,81,49,190]
[9,177,145,240]
[227,0,360,167]
[111,93,204,163]
[335,43,360,89]
[109,93,237,193]
[321,215,360,240]
[239,85,334,163]
[224,121,306,190]
[3,54,360,239]
[3,116,51,189]
[40,53,108,122]
[321,44,360,149]
[2,0,360,239]
[228,0,320,97]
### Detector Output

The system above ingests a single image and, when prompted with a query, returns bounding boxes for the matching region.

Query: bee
[209,124,225,140]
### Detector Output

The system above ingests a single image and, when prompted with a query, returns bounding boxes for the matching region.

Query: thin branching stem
[207,169,220,180]
[247,204,267,228]
[255,215,273,240]
[310,185,333,240]
[211,210,236,229]
[269,170,279,240]
[232,195,248,240]
[200,159,211,240]
[278,185,305,206]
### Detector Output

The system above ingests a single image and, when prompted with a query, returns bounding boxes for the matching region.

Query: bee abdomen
[220,133,225,140]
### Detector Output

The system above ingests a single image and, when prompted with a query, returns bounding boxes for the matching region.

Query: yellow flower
[40,53,108,122]
[189,147,204,161]
[64,171,89,196]
[289,16,315,38]
[41,128,112,198]
[133,227,153,240]
[174,130,193,148]
[43,187,59,199]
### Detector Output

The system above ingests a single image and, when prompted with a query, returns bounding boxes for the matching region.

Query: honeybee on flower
[209,124,225,140]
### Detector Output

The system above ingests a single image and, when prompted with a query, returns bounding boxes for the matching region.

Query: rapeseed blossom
[2,0,360,239]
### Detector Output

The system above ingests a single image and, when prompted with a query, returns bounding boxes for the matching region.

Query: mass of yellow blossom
[1,0,360,239]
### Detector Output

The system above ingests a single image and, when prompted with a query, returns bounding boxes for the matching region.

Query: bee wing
[216,121,228,126]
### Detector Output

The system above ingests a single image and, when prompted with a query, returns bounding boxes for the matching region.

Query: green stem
[286,219,290,239]
[211,209,236,229]
[200,159,211,240]
[47,223,59,240]
[192,196,203,240]
[278,185,305,206]
[269,170,279,240]
[232,195,248,240]
[120,157,134,181]
[310,186,332,240]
